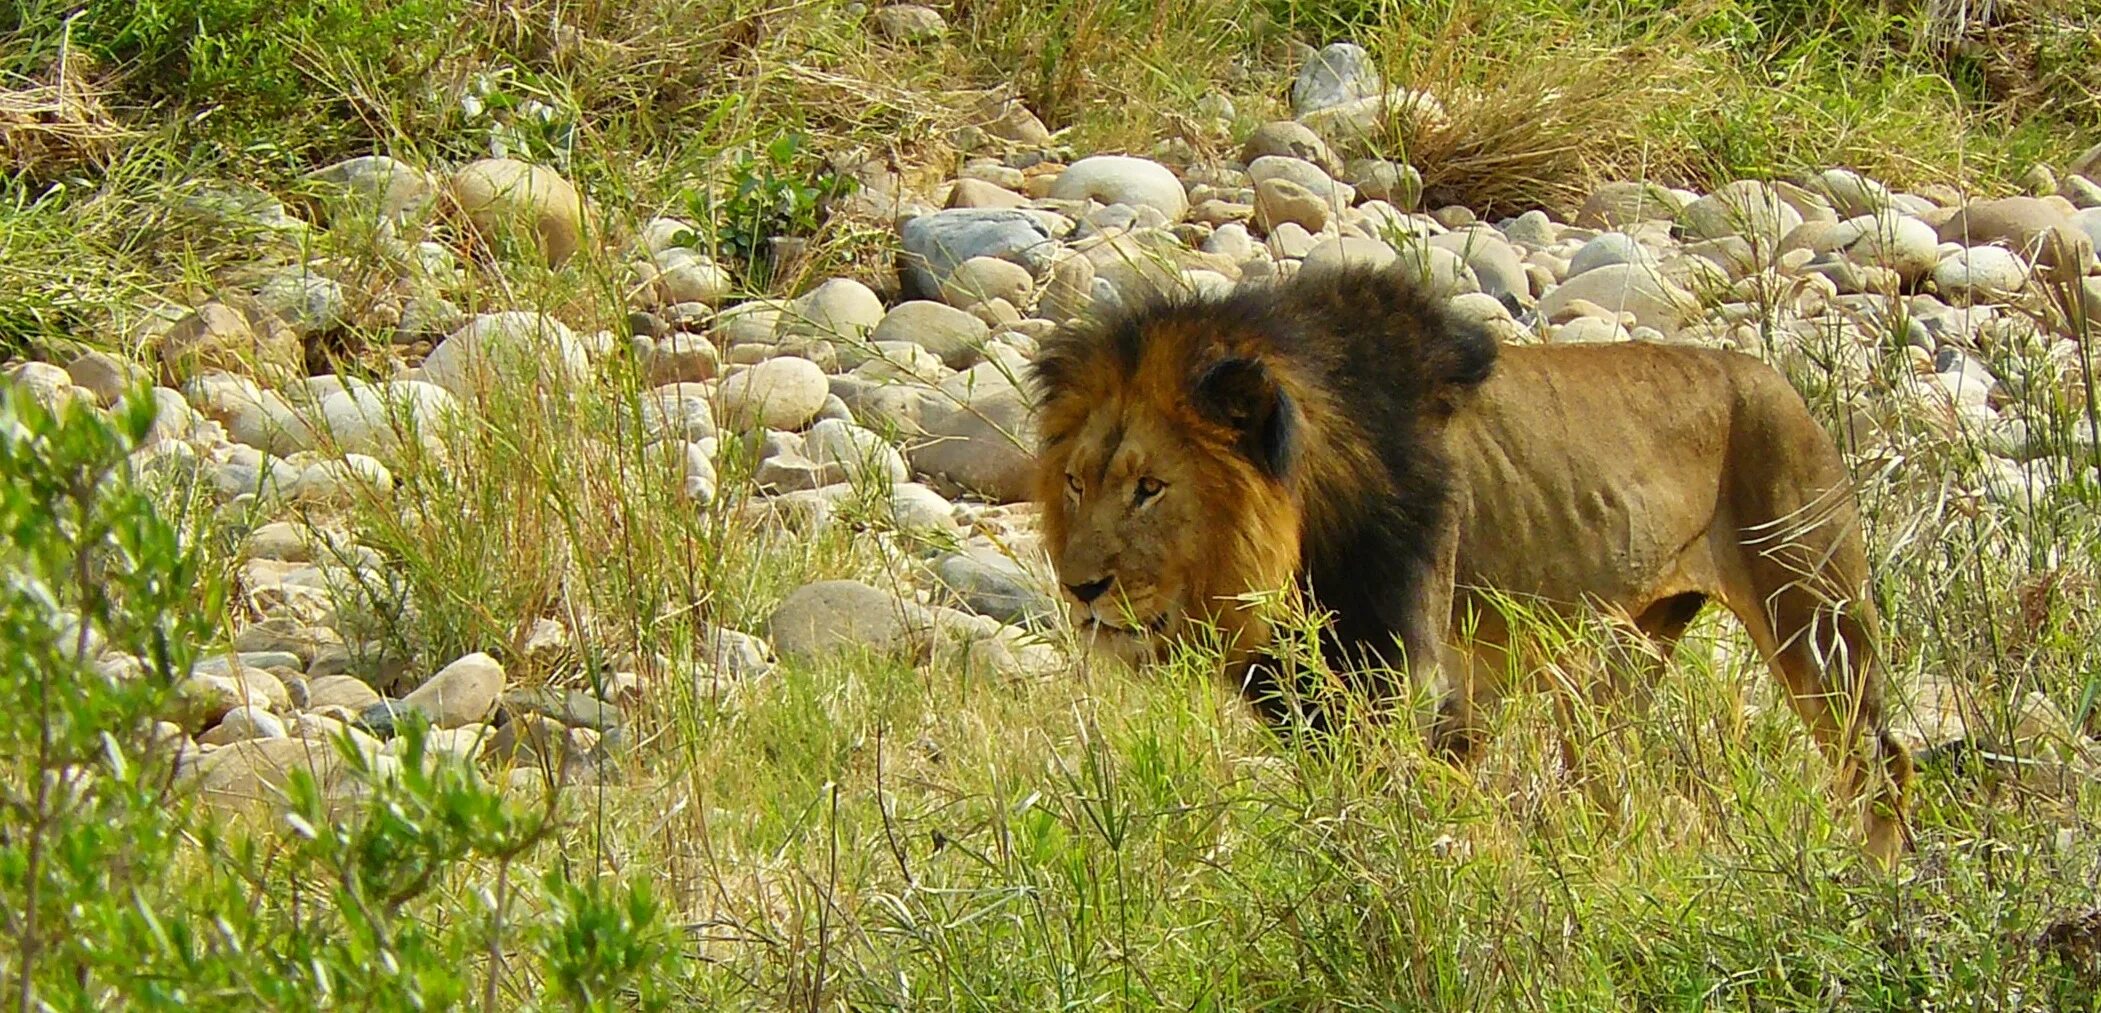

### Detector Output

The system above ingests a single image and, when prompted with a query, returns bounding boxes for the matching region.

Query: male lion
[1028,263,1912,864]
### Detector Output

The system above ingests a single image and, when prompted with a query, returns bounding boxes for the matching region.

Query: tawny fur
[1029,263,1914,865]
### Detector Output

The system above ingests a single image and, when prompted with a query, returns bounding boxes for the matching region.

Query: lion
[1028,262,1913,865]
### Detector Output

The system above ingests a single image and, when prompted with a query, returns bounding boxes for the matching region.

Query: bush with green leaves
[680,132,858,287]
[0,387,681,1007]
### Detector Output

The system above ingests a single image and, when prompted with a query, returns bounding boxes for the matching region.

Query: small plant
[0,383,216,1004]
[680,132,857,287]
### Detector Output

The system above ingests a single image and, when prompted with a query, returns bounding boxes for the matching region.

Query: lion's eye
[1133,476,1165,504]
[1065,472,1084,496]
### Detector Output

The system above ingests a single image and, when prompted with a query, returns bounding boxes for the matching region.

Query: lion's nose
[1065,576,1114,604]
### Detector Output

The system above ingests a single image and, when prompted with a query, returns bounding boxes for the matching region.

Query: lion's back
[1443,341,1840,605]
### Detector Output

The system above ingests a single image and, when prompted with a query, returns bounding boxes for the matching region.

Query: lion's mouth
[1077,612,1172,638]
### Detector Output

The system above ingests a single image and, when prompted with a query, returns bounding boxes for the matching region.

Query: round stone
[941,256,1035,309]
[1292,42,1381,114]
[421,311,589,398]
[718,356,829,432]
[1048,155,1188,221]
[869,301,990,369]
[1255,177,1328,233]
[448,158,585,265]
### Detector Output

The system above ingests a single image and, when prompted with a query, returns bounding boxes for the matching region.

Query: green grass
[4,0,2101,1007]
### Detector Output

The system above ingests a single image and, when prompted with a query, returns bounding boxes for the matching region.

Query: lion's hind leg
[1716,516,1913,867]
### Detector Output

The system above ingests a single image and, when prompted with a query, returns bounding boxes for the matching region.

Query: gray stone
[1681,180,1803,247]
[1937,197,2093,277]
[1430,229,1526,302]
[1932,246,2030,300]
[1292,42,1381,114]
[647,334,720,385]
[448,158,585,265]
[1254,177,1328,233]
[190,737,359,809]
[767,580,935,662]
[1818,212,1939,282]
[653,248,733,306]
[304,155,438,220]
[398,652,506,728]
[719,356,829,431]
[1299,236,1395,276]
[65,350,147,405]
[1347,159,1419,208]
[1242,121,1339,174]
[782,277,885,343]
[311,381,457,458]
[1037,253,1097,322]
[198,705,288,746]
[637,383,717,443]
[700,626,776,680]
[899,209,1061,297]
[907,364,1034,503]
[888,482,961,534]
[1504,210,1558,248]
[804,418,909,485]
[1809,168,1894,217]
[932,550,1056,626]
[500,686,619,731]
[156,301,302,387]
[308,674,382,711]
[256,269,348,338]
[869,4,947,43]
[1247,155,1351,206]
[1575,182,1683,228]
[942,256,1035,309]
[1567,232,1654,277]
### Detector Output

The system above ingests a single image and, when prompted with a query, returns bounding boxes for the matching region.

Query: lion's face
[1041,413,1207,649]
[1033,329,1306,663]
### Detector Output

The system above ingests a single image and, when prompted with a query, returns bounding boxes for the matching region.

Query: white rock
[421,312,589,397]
[869,300,990,369]
[1247,155,1353,206]
[1292,42,1382,114]
[783,277,885,341]
[292,455,394,501]
[1932,246,2030,299]
[1048,156,1188,221]
[1818,212,1940,282]
[640,216,700,255]
[719,356,829,431]
[653,247,732,305]
[804,418,909,485]
[1535,262,1699,335]
[941,257,1035,309]
[398,652,505,728]
[1681,180,1803,246]
[310,381,458,458]
[1300,236,1396,277]
[1567,232,1654,277]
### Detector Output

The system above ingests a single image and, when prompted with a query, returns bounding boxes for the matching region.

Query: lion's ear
[1423,313,1499,414]
[1194,357,1299,479]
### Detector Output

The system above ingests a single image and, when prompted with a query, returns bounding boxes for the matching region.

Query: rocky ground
[14,34,2101,810]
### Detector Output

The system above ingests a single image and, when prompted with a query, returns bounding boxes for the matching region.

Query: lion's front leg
[1403,512,1490,764]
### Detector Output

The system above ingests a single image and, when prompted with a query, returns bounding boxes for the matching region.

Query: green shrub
[0,387,683,1006]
